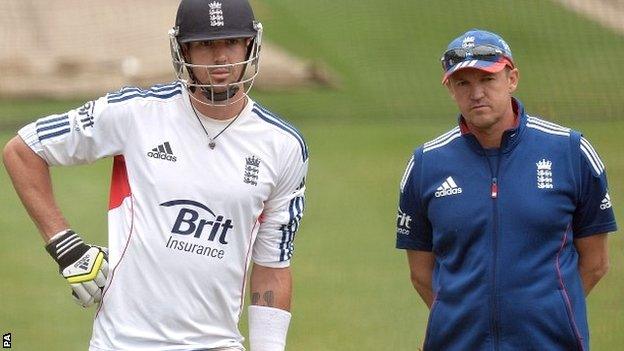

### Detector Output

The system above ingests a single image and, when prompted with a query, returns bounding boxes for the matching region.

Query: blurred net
[0,0,328,99]
[0,0,622,121]
[0,0,177,97]
[257,0,624,122]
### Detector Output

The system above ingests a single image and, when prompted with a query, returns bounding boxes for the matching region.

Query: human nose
[470,83,486,100]
[212,43,228,64]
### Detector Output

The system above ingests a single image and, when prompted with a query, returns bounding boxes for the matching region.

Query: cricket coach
[395,29,617,350]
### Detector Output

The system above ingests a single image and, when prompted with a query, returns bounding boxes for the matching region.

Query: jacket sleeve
[396,148,433,251]
[252,138,309,268]
[17,95,131,166]
[572,135,617,238]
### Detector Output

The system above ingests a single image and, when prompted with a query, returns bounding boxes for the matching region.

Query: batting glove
[45,230,109,308]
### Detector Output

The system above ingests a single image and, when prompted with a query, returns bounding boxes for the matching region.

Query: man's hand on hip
[45,230,109,307]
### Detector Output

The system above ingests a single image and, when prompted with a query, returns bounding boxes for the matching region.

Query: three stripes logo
[147,142,177,162]
[74,254,91,270]
[600,193,612,210]
[435,176,463,198]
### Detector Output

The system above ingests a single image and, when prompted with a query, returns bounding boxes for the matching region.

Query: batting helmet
[169,0,263,105]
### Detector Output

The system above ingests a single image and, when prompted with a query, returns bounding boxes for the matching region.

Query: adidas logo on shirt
[435,176,463,198]
[600,193,612,210]
[147,142,177,162]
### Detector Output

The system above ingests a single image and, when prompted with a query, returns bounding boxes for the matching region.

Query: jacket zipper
[491,176,500,351]
[485,153,502,351]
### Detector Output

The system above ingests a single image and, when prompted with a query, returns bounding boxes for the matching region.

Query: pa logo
[3,333,11,348]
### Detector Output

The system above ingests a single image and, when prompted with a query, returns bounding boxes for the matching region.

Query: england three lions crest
[536,159,553,189]
[208,2,224,27]
[244,155,261,186]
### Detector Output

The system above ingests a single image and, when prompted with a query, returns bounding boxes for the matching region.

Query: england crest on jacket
[536,159,553,189]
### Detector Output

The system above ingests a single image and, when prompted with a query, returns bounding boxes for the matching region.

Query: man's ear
[445,80,457,101]
[508,67,519,94]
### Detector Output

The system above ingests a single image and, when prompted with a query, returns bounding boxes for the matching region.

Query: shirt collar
[458,97,527,154]
[458,98,521,135]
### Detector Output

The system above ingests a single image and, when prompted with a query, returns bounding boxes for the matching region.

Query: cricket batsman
[3,0,308,350]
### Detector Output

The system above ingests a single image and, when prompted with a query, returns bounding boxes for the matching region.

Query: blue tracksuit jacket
[396,99,617,350]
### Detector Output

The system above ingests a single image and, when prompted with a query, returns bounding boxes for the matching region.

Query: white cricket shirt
[18,82,308,351]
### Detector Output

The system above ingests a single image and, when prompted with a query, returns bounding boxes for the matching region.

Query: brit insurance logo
[536,158,553,189]
[77,101,95,130]
[396,208,412,235]
[147,141,177,162]
[600,193,612,210]
[160,199,234,259]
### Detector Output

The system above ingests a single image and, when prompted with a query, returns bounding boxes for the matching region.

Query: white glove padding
[46,230,110,307]
[248,305,291,351]
[64,246,109,307]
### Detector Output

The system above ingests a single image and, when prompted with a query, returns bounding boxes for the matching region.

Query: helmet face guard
[169,0,262,106]
[169,23,262,106]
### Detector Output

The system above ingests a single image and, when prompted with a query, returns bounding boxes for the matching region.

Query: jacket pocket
[557,289,583,351]
[502,289,580,350]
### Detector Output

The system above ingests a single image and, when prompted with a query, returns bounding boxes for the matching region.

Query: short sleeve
[572,136,617,238]
[396,149,433,251]
[252,137,309,268]
[17,95,130,166]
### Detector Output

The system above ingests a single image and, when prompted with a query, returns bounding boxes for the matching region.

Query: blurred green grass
[1,118,623,350]
[251,0,624,122]
[1,0,623,350]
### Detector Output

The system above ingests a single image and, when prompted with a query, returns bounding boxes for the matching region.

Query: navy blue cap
[442,29,514,83]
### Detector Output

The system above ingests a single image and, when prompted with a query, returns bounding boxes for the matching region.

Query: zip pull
[491,177,498,198]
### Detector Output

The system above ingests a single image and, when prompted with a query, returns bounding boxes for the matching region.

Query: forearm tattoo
[251,290,275,307]
[251,292,260,305]
[263,290,274,307]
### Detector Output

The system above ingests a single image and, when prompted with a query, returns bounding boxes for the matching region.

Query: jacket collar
[458,97,527,155]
